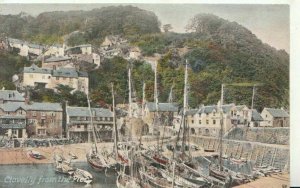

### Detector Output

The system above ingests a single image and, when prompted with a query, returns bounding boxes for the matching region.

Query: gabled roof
[265,108,289,118]
[67,106,113,117]
[24,64,52,74]
[0,102,62,112]
[45,56,71,63]
[0,90,25,102]
[0,102,26,112]
[26,102,62,111]
[186,109,198,116]
[146,102,178,112]
[251,109,263,121]
[52,68,79,78]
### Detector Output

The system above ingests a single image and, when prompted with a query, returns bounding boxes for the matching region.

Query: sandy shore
[234,173,289,188]
[0,143,115,165]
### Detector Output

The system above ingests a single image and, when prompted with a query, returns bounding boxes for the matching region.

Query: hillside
[0,10,289,111]
[0,6,161,45]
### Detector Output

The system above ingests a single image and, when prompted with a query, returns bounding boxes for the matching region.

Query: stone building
[22,64,89,94]
[261,108,289,127]
[26,102,63,138]
[186,103,253,137]
[66,106,113,142]
[0,102,27,138]
[42,56,72,69]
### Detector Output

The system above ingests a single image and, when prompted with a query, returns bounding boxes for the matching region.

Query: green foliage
[0,6,161,46]
[0,52,31,88]
[89,56,154,107]
[29,86,88,107]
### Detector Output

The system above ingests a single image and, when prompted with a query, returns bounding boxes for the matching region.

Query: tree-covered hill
[0,6,161,45]
[0,10,289,111]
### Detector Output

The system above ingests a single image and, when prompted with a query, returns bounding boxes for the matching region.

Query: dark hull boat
[86,153,107,171]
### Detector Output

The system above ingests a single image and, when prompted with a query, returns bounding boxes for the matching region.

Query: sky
[0,3,290,52]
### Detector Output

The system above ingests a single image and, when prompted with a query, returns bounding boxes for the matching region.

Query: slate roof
[251,109,264,121]
[26,102,62,111]
[185,104,235,116]
[265,108,289,118]
[186,109,198,116]
[0,90,25,102]
[0,102,26,112]
[23,64,52,74]
[0,102,62,112]
[45,56,71,63]
[146,102,178,112]
[52,68,88,78]
[67,106,113,117]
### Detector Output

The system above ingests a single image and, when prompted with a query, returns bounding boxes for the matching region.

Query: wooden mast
[181,60,188,155]
[128,66,132,118]
[154,62,160,153]
[111,83,118,160]
[142,82,146,119]
[219,84,224,171]
[87,93,98,153]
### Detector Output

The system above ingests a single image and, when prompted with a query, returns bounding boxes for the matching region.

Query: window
[191,120,194,124]
[48,76,51,79]
[199,120,201,124]
[12,129,17,135]
[56,77,59,80]
[41,112,45,116]
[206,120,209,124]
[213,120,216,125]
[266,115,268,118]
[110,117,113,121]
[213,112,216,116]
[32,112,36,117]
[38,129,46,135]
[52,113,55,116]
[77,125,81,129]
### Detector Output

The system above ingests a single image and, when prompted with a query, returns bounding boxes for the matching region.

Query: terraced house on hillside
[22,64,89,94]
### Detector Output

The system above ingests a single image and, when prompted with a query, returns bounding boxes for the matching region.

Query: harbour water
[0,162,117,188]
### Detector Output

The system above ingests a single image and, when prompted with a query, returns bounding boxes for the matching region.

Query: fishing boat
[85,91,117,171]
[116,173,141,188]
[28,150,45,160]
[54,162,75,175]
[71,168,93,184]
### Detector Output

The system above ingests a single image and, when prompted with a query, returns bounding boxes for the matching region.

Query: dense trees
[0,6,161,46]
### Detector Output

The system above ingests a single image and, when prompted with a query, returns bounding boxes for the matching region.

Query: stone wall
[224,127,289,145]
[190,136,289,171]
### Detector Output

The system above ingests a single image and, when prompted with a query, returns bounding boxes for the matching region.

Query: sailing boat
[208,84,232,183]
[86,93,111,171]
[116,144,141,188]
